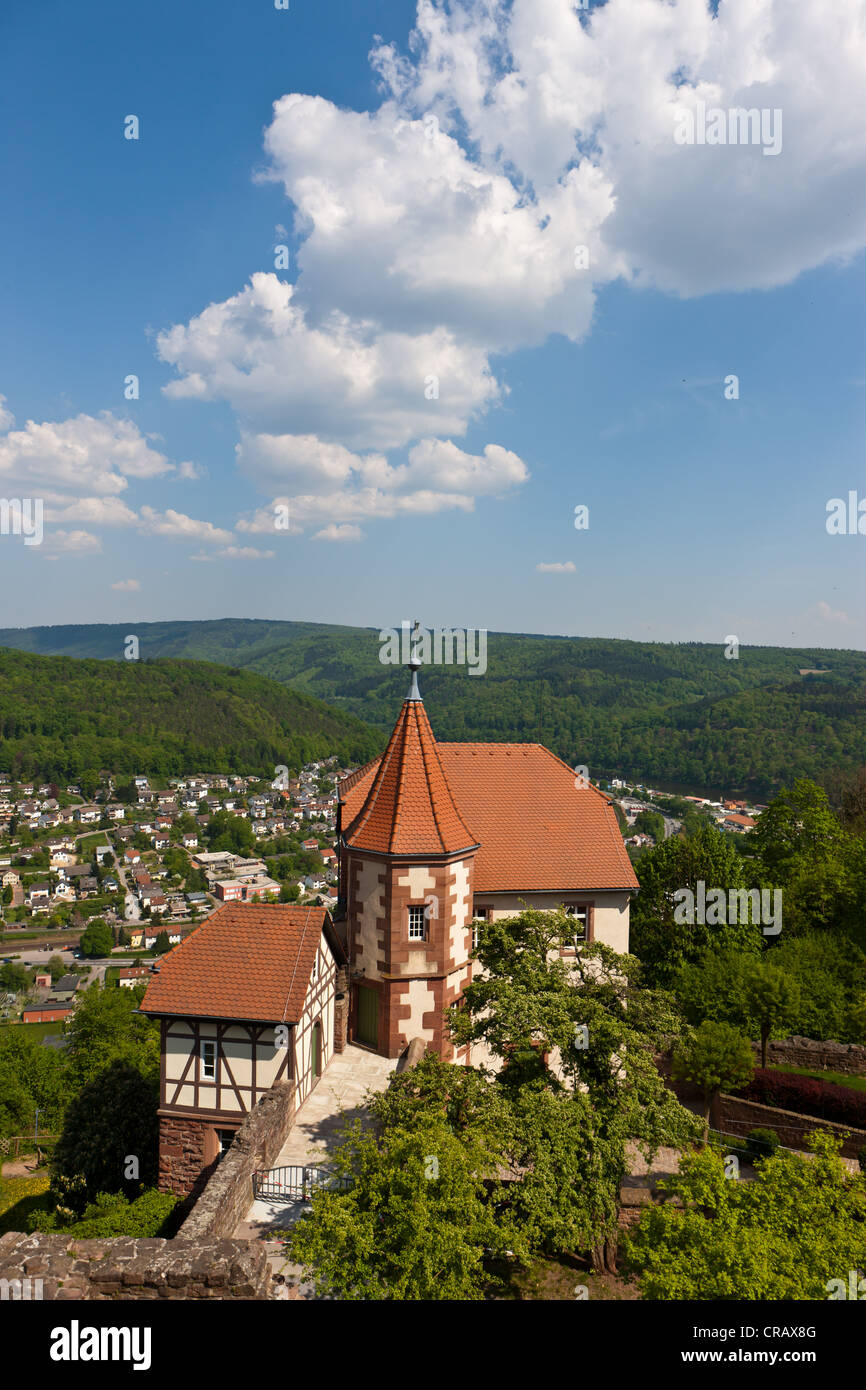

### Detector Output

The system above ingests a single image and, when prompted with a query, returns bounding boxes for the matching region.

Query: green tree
[286,1115,516,1300]
[742,958,801,1069]
[46,954,67,983]
[78,919,114,958]
[623,1132,866,1299]
[52,1060,159,1204]
[0,961,30,992]
[151,930,171,955]
[630,823,761,987]
[672,1021,754,1141]
[634,809,665,842]
[206,812,255,856]
[1,884,12,905]
[0,1027,67,1139]
[675,948,756,1030]
[62,982,159,1090]
[448,908,699,1271]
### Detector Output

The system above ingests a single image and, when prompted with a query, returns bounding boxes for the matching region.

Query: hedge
[740,1068,866,1129]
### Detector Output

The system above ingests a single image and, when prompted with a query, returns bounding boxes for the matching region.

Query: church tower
[339,640,480,1059]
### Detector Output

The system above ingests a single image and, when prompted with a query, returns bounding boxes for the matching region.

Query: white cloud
[41,529,102,556]
[311,523,363,542]
[111,578,141,591]
[175,459,206,481]
[0,412,172,497]
[259,94,612,352]
[365,0,866,299]
[158,274,499,452]
[536,560,576,573]
[190,545,275,561]
[47,497,139,527]
[239,486,477,533]
[805,600,852,625]
[234,431,528,534]
[0,396,14,432]
[152,0,866,548]
[138,506,233,545]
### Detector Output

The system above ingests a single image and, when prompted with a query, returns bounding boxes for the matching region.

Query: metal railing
[252,1164,353,1201]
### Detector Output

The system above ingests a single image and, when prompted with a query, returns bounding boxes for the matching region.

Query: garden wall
[714,1094,866,1159]
[753,1036,866,1077]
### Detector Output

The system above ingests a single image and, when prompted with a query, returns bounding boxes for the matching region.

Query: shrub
[747,1127,780,1160]
[29,1186,178,1237]
[857,1145,866,1174]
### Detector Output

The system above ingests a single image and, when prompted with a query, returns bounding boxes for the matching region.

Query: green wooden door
[357,985,378,1048]
[311,1021,322,1080]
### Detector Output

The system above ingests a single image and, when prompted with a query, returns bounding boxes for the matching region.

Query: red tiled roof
[342,740,637,893]
[342,698,478,857]
[139,903,336,1023]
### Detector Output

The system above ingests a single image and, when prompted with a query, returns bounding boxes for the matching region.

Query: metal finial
[407,619,422,700]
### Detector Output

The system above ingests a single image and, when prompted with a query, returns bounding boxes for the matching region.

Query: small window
[311,953,320,983]
[471,906,490,949]
[408,905,426,940]
[564,905,589,944]
[201,1039,216,1079]
[216,1128,235,1157]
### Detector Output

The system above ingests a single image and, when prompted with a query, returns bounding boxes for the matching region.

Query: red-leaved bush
[737,1069,866,1129]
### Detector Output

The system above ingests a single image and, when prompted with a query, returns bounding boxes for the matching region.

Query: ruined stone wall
[0,1233,268,1300]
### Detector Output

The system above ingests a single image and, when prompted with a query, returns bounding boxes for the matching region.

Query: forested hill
[0,649,380,781]
[1,620,864,794]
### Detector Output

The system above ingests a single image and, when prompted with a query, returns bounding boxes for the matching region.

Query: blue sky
[1,0,864,648]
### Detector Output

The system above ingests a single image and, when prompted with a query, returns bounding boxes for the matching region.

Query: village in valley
[0,761,347,1026]
[0,752,772,1029]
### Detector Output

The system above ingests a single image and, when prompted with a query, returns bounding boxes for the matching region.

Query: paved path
[237,1042,395,1234]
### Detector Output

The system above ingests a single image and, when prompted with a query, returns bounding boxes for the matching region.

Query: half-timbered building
[140,903,346,1196]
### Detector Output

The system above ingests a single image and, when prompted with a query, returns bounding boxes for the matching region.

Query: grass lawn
[0,1020,64,1042]
[770,1064,866,1094]
[76,832,110,848]
[0,1170,52,1234]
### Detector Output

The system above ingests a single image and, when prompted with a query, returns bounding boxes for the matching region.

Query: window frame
[200,1038,217,1080]
[559,902,594,953]
[407,904,427,941]
[471,905,491,949]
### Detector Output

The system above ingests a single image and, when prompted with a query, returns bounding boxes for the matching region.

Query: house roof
[342,696,478,857]
[341,740,637,893]
[139,903,344,1023]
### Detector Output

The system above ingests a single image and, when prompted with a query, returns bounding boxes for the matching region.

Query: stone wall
[158,1112,211,1200]
[180,1083,295,1241]
[333,966,349,1054]
[715,1093,866,1159]
[0,1232,268,1300]
[752,1036,866,1076]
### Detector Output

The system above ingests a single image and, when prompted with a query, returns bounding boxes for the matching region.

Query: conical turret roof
[342,692,478,857]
